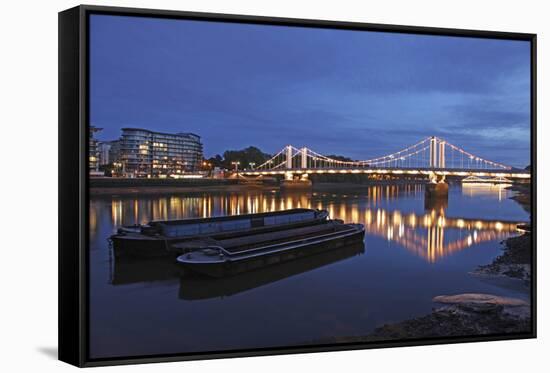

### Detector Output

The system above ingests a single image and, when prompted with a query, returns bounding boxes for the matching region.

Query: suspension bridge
[238,136,530,182]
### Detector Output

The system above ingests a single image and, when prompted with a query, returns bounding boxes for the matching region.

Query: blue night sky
[90,15,531,167]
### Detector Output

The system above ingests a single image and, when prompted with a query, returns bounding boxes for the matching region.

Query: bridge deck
[239,167,530,179]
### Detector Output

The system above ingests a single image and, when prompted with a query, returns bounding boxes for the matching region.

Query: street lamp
[231,161,240,171]
[249,162,256,170]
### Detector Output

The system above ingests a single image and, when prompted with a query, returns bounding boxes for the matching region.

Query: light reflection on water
[88,182,530,358]
[91,183,524,263]
[462,182,511,200]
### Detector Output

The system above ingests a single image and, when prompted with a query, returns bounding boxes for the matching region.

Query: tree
[222,146,271,169]
[206,154,224,168]
[324,154,355,162]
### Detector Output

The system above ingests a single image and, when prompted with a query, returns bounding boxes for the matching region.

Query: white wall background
[0,0,546,371]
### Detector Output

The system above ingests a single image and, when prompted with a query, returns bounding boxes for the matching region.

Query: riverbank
[471,233,532,282]
[89,177,278,195]
[470,183,532,283]
[90,184,277,196]
[89,178,429,195]
[507,183,531,213]
[309,294,531,344]
[366,294,531,340]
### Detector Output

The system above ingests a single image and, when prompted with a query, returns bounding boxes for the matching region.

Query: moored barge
[110,208,329,258]
[176,220,365,277]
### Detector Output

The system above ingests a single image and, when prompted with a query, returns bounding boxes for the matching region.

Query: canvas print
[88,14,532,359]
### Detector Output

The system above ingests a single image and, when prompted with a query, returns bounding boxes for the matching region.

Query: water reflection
[361,209,519,263]
[99,185,420,228]
[110,257,180,285]
[109,243,365,299]
[92,184,524,265]
[425,194,448,212]
[179,243,365,300]
[462,182,511,201]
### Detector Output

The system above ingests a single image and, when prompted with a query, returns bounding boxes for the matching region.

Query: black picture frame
[59,4,537,367]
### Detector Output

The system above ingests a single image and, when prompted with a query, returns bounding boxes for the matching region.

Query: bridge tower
[281,145,312,189]
[438,140,446,168]
[429,136,438,168]
[427,136,448,199]
[429,136,446,169]
[285,145,293,169]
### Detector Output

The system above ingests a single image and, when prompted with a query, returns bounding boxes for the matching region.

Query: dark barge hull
[110,236,169,259]
[177,226,365,278]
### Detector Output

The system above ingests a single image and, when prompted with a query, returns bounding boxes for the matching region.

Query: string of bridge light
[441,139,511,170]
[272,145,430,168]
[305,137,432,166]
[304,145,433,167]
[353,137,432,165]
[255,147,288,169]
[257,139,432,169]
[367,145,432,167]
[254,136,512,170]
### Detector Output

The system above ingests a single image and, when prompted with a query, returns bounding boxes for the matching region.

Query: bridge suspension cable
[252,136,513,171]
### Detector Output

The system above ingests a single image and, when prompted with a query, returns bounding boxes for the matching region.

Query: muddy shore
[309,294,531,345]
[507,183,531,213]
[471,234,532,282]
[365,294,531,341]
[471,183,532,283]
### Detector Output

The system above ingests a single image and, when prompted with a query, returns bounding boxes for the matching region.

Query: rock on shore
[432,293,528,306]
[367,293,531,340]
[307,293,531,345]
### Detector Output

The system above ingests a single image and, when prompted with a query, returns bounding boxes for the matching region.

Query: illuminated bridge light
[245,138,529,181]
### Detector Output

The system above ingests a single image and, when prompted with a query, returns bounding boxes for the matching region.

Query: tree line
[204,146,357,170]
[204,146,272,170]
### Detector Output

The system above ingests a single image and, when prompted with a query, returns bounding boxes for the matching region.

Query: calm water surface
[89,183,529,358]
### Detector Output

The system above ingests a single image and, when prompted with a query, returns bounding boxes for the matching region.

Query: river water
[88,182,530,359]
